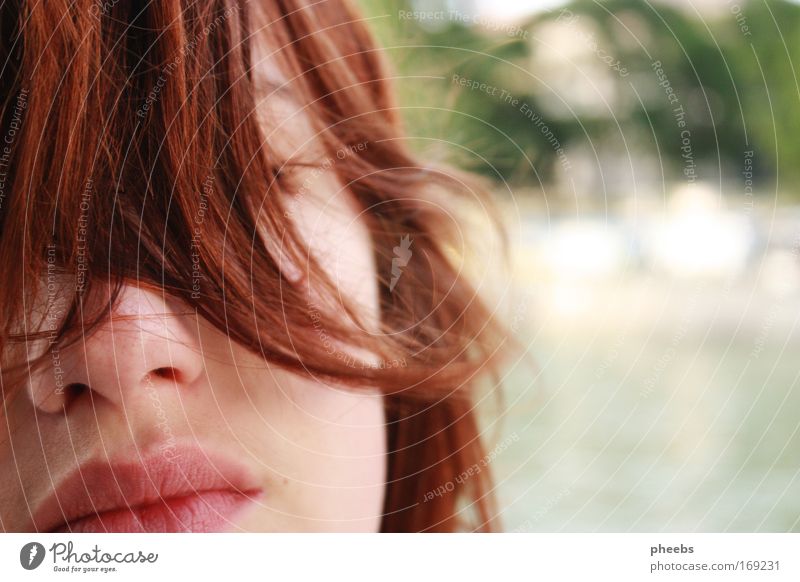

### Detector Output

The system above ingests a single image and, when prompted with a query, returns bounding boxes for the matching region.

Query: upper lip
[31,445,262,532]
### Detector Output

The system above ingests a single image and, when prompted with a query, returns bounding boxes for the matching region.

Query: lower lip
[57,490,260,533]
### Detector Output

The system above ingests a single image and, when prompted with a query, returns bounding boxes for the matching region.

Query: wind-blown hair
[0,0,507,531]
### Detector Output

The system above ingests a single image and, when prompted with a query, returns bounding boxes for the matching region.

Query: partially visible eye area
[269,161,301,198]
[5,273,76,351]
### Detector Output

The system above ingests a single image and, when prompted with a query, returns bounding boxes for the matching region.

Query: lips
[32,447,262,533]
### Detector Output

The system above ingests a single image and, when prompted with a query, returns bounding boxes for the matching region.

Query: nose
[29,285,204,414]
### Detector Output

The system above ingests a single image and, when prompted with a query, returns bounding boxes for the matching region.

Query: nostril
[151,367,180,382]
[64,383,88,405]
[65,383,88,397]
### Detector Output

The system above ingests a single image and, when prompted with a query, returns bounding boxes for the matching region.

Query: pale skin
[0,57,387,532]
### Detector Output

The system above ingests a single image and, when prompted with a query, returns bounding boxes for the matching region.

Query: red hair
[0,0,508,531]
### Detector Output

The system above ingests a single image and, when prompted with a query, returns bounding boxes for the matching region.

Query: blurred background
[358,0,800,531]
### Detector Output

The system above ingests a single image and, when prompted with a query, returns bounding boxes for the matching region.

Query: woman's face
[0,70,387,532]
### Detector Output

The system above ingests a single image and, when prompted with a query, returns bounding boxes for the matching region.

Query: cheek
[281,379,388,531]
[215,361,388,531]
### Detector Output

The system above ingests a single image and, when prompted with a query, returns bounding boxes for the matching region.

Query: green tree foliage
[359,0,800,196]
